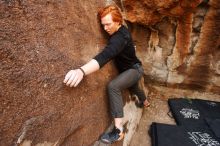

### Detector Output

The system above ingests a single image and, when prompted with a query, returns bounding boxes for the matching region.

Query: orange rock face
[123,0,220,94]
[0,1,117,146]
[123,0,202,25]
[0,0,219,146]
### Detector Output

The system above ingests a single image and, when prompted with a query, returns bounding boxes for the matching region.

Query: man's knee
[107,81,117,91]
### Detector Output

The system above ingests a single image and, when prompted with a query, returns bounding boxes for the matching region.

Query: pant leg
[107,68,142,118]
[129,66,147,102]
[129,82,147,102]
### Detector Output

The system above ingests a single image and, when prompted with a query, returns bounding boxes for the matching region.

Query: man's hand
[63,59,99,87]
[63,69,84,87]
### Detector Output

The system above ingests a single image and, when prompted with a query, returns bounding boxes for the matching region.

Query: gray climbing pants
[107,64,147,118]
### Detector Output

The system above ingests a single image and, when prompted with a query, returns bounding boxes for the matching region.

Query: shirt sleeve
[93,33,127,68]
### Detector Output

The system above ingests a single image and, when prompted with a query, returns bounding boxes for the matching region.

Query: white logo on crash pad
[180,108,200,119]
[188,132,220,146]
[207,102,218,107]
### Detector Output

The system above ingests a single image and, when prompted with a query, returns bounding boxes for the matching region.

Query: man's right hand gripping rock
[63,68,85,87]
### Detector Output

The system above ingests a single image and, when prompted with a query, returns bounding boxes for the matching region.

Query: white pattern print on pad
[207,101,218,107]
[180,108,200,119]
[188,132,220,146]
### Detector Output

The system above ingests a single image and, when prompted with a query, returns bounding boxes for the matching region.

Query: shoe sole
[117,133,124,141]
[100,133,124,144]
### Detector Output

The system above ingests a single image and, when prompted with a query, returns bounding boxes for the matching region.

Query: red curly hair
[98,5,123,25]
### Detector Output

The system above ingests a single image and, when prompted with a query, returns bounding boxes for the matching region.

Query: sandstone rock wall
[122,0,220,94]
[1,0,219,146]
[0,1,118,145]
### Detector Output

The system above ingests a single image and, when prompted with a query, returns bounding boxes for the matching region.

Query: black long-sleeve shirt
[94,25,141,73]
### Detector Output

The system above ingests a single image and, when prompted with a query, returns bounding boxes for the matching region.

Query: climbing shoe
[100,126,124,144]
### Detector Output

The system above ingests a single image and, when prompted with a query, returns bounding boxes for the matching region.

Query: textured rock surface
[122,0,202,25]
[0,0,219,146]
[122,0,220,94]
[0,1,117,146]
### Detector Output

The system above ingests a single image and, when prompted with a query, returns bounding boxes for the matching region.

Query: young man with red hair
[63,5,149,144]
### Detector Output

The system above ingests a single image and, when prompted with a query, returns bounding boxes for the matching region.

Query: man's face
[101,13,120,35]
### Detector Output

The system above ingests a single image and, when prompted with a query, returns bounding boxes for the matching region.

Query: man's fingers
[64,69,83,87]
[74,77,82,87]
[70,76,78,87]
[70,73,79,87]
[66,72,76,86]
[63,70,73,83]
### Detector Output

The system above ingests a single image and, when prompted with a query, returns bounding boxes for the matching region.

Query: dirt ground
[129,86,220,146]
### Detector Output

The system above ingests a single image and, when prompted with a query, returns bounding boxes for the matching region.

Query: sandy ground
[129,86,220,146]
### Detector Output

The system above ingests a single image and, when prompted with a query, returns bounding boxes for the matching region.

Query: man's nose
[104,25,108,31]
